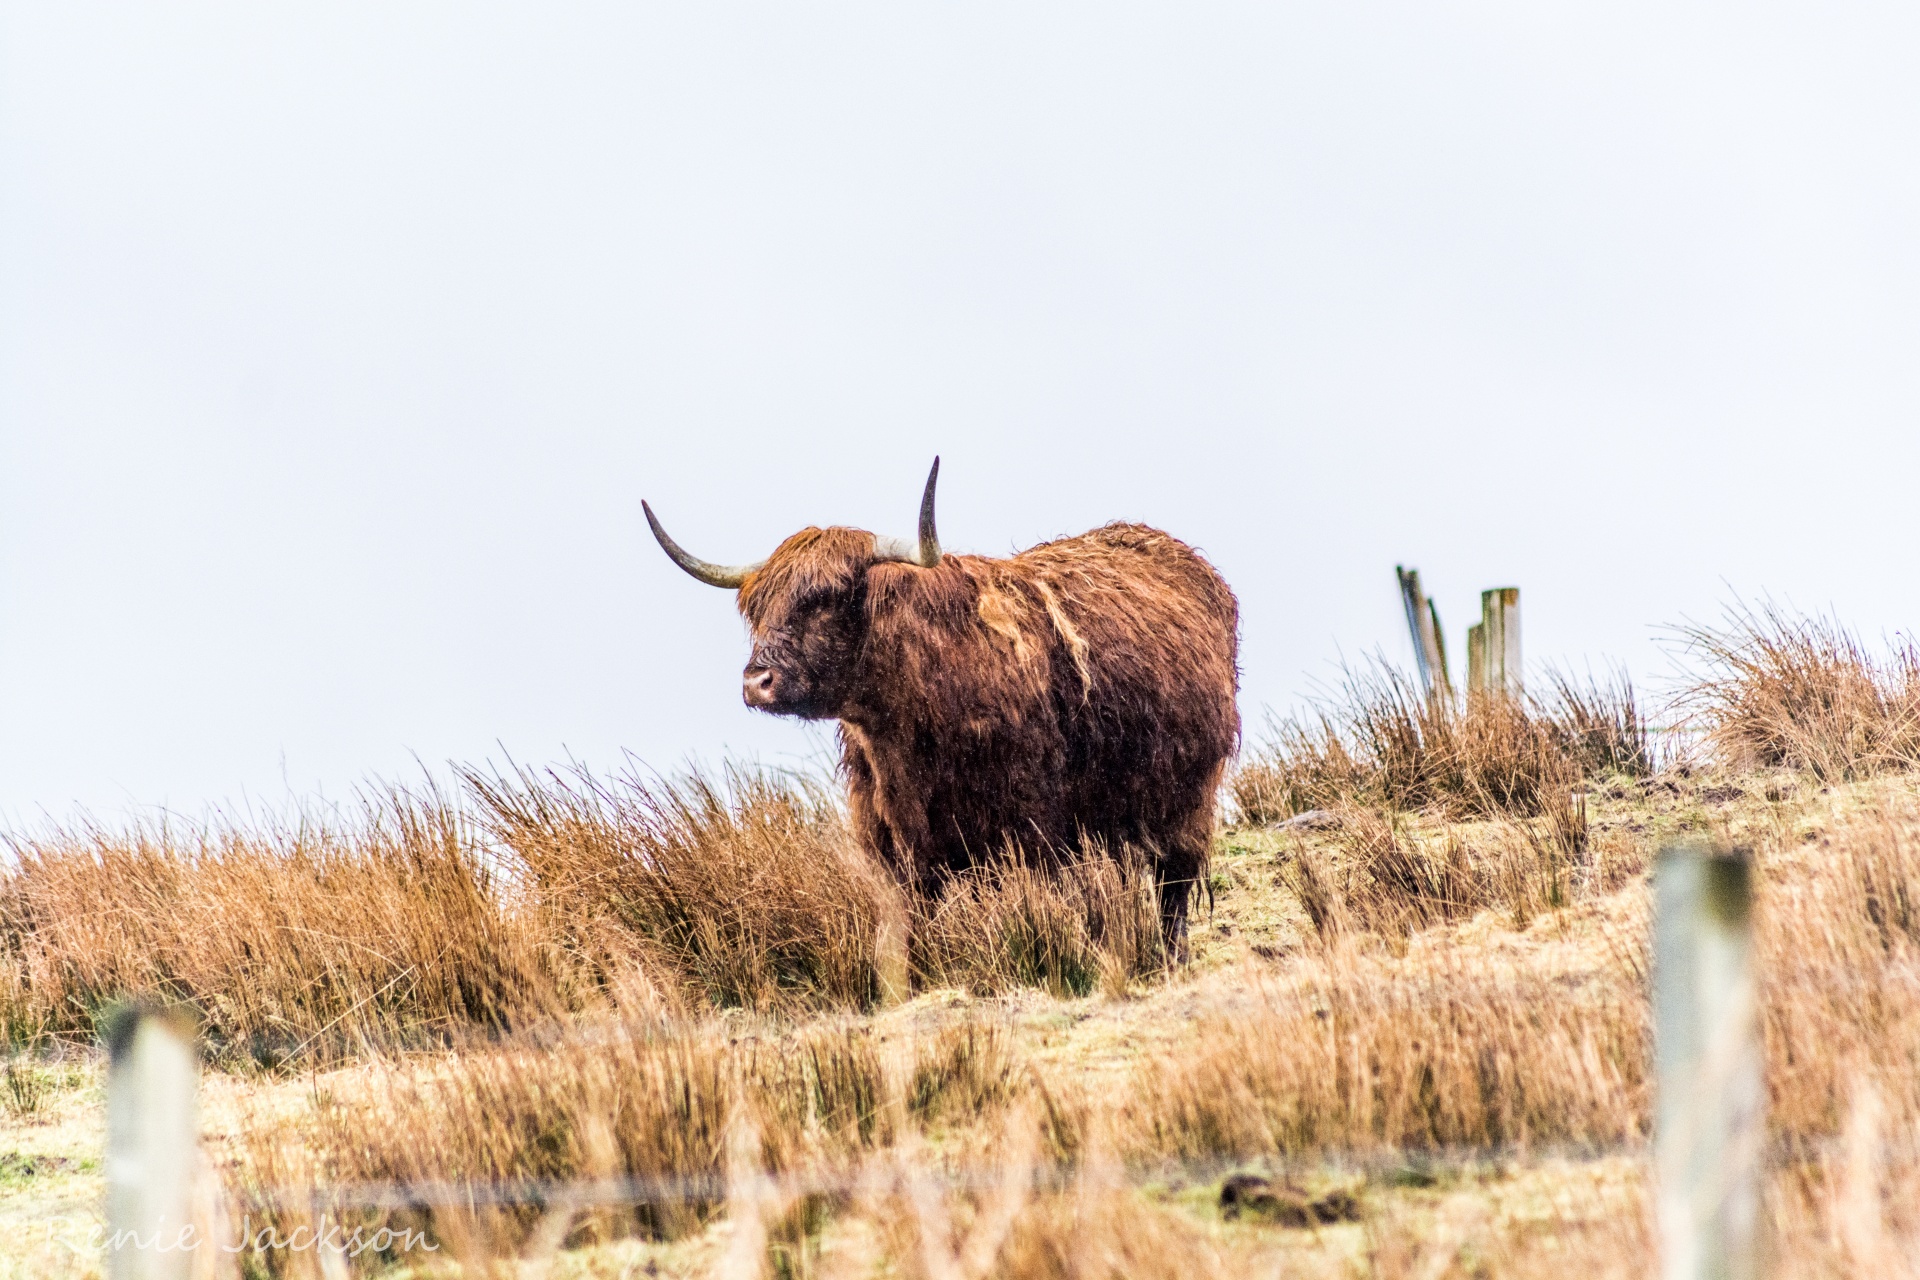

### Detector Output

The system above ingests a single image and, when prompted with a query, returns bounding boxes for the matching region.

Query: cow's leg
[883,796,940,901]
[1155,837,1205,963]
[1154,768,1223,963]
[842,739,905,876]
[866,770,937,898]
[842,725,940,898]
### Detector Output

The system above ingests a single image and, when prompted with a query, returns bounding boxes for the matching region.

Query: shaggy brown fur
[731,521,1240,950]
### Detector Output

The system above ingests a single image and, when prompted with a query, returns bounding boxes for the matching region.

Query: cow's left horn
[874,457,942,569]
[643,501,763,589]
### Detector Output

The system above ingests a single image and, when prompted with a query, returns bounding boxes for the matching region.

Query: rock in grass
[1275,809,1341,832]
[1219,1174,1362,1226]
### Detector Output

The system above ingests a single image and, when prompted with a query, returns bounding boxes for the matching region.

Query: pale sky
[3,4,1917,820]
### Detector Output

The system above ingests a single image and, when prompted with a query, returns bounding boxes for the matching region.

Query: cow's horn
[874,457,942,568]
[643,501,763,589]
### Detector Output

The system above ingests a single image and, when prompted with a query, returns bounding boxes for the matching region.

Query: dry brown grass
[225,1014,1082,1267]
[1356,1169,1652,1280]
[1540,668,1657,780]
[1282,809,1479,941]
[1116,779,1920,1275]
[1768,1074,1920,1278]
[19,766,1920,1276]
[916,846,1166,998]
[1758,792,1920,1149]
[1677,601,1920,781]
[239,1021,818,1251]
[1191,781,1920,1165]
[28,612,1920,1276]
[0,783,564,1067]
[1126,948,1648,1161]
[1232,664,1650,825]
[733,1133,1237,1280]
[974,1184,1231,1280]
[465,762,904,1014]
[1281,793,1599,944]
[0,766,1176,1066]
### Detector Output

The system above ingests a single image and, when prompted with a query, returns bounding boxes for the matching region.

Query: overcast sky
[3,4,1917,820]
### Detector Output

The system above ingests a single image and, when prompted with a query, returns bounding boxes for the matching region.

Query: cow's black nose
[743,668,778,707]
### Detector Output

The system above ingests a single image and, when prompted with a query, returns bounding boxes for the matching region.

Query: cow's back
[1007,523,1240,844]
[849,521,1238,893]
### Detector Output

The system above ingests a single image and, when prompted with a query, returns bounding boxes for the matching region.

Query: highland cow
[643,459,1239,950]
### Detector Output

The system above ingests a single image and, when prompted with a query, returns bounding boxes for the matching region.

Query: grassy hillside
[5,606,1920,1277]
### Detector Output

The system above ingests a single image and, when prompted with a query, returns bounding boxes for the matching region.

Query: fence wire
[211,1127,1920,1218]
[231,1144,1645,1215]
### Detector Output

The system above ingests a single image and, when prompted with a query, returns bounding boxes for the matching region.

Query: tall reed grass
[1677,602,1920,781]
[227,1015,1081,1264]
[1758,794,1920,1148]
[1231,663,1650,825]
[176,772,1920,1276]
[0,766,1169,1064]
[1281,794,1595,943]
[0,784,562,1066]
[1146,784,1920,1180]
[916,846,1165,998]
[464,762,901,1013]
[1126,950,1648,1161]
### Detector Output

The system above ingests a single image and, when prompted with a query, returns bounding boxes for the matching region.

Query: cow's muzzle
[743,668,780,708]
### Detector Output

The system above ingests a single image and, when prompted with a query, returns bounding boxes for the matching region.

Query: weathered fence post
[1654,842,1765,1280]
[1466,587,1521,698]
[1394,566,1451,698]
[107,1005,199,1280]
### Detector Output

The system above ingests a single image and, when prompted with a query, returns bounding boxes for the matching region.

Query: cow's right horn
[873,457,942,569]
[643,501,763,589]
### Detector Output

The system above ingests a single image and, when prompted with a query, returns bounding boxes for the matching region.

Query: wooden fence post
[1395,567,1451,698]
[107,1006,199,1280]
[1654,842,1765,1280]
[1427,598,1451,699]
[1467,587,1521,697]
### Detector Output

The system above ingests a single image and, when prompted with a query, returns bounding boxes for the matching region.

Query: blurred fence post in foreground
[107,1005,199,1280]
[1654,842,1765,1280]
[1395,566,1451,698]
[1465,587,1521,698]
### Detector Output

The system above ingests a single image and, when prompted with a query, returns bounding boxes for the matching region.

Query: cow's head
[644,459,942,719]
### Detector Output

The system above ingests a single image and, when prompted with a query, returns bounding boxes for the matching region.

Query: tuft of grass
[989,1185,1231,1280]
[1126,951,1648,1160]
[0,783,563,1068]
[230,1015,1064,1259]
[1759,794,1920,1149]
[237,1022,833,1252]
[1676,601,1920,781]
[1280,810,1475,942]
[2,1060,52,1117]
[1232,662,1649,825]
[1281,792,1597,944]
[1537,667,1655,779]
[908,1021,1024,1128]
[464,761,904,1014]
[916,846,1166,998]
[468,763,1170,1011]
[0,764,1175,1068]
